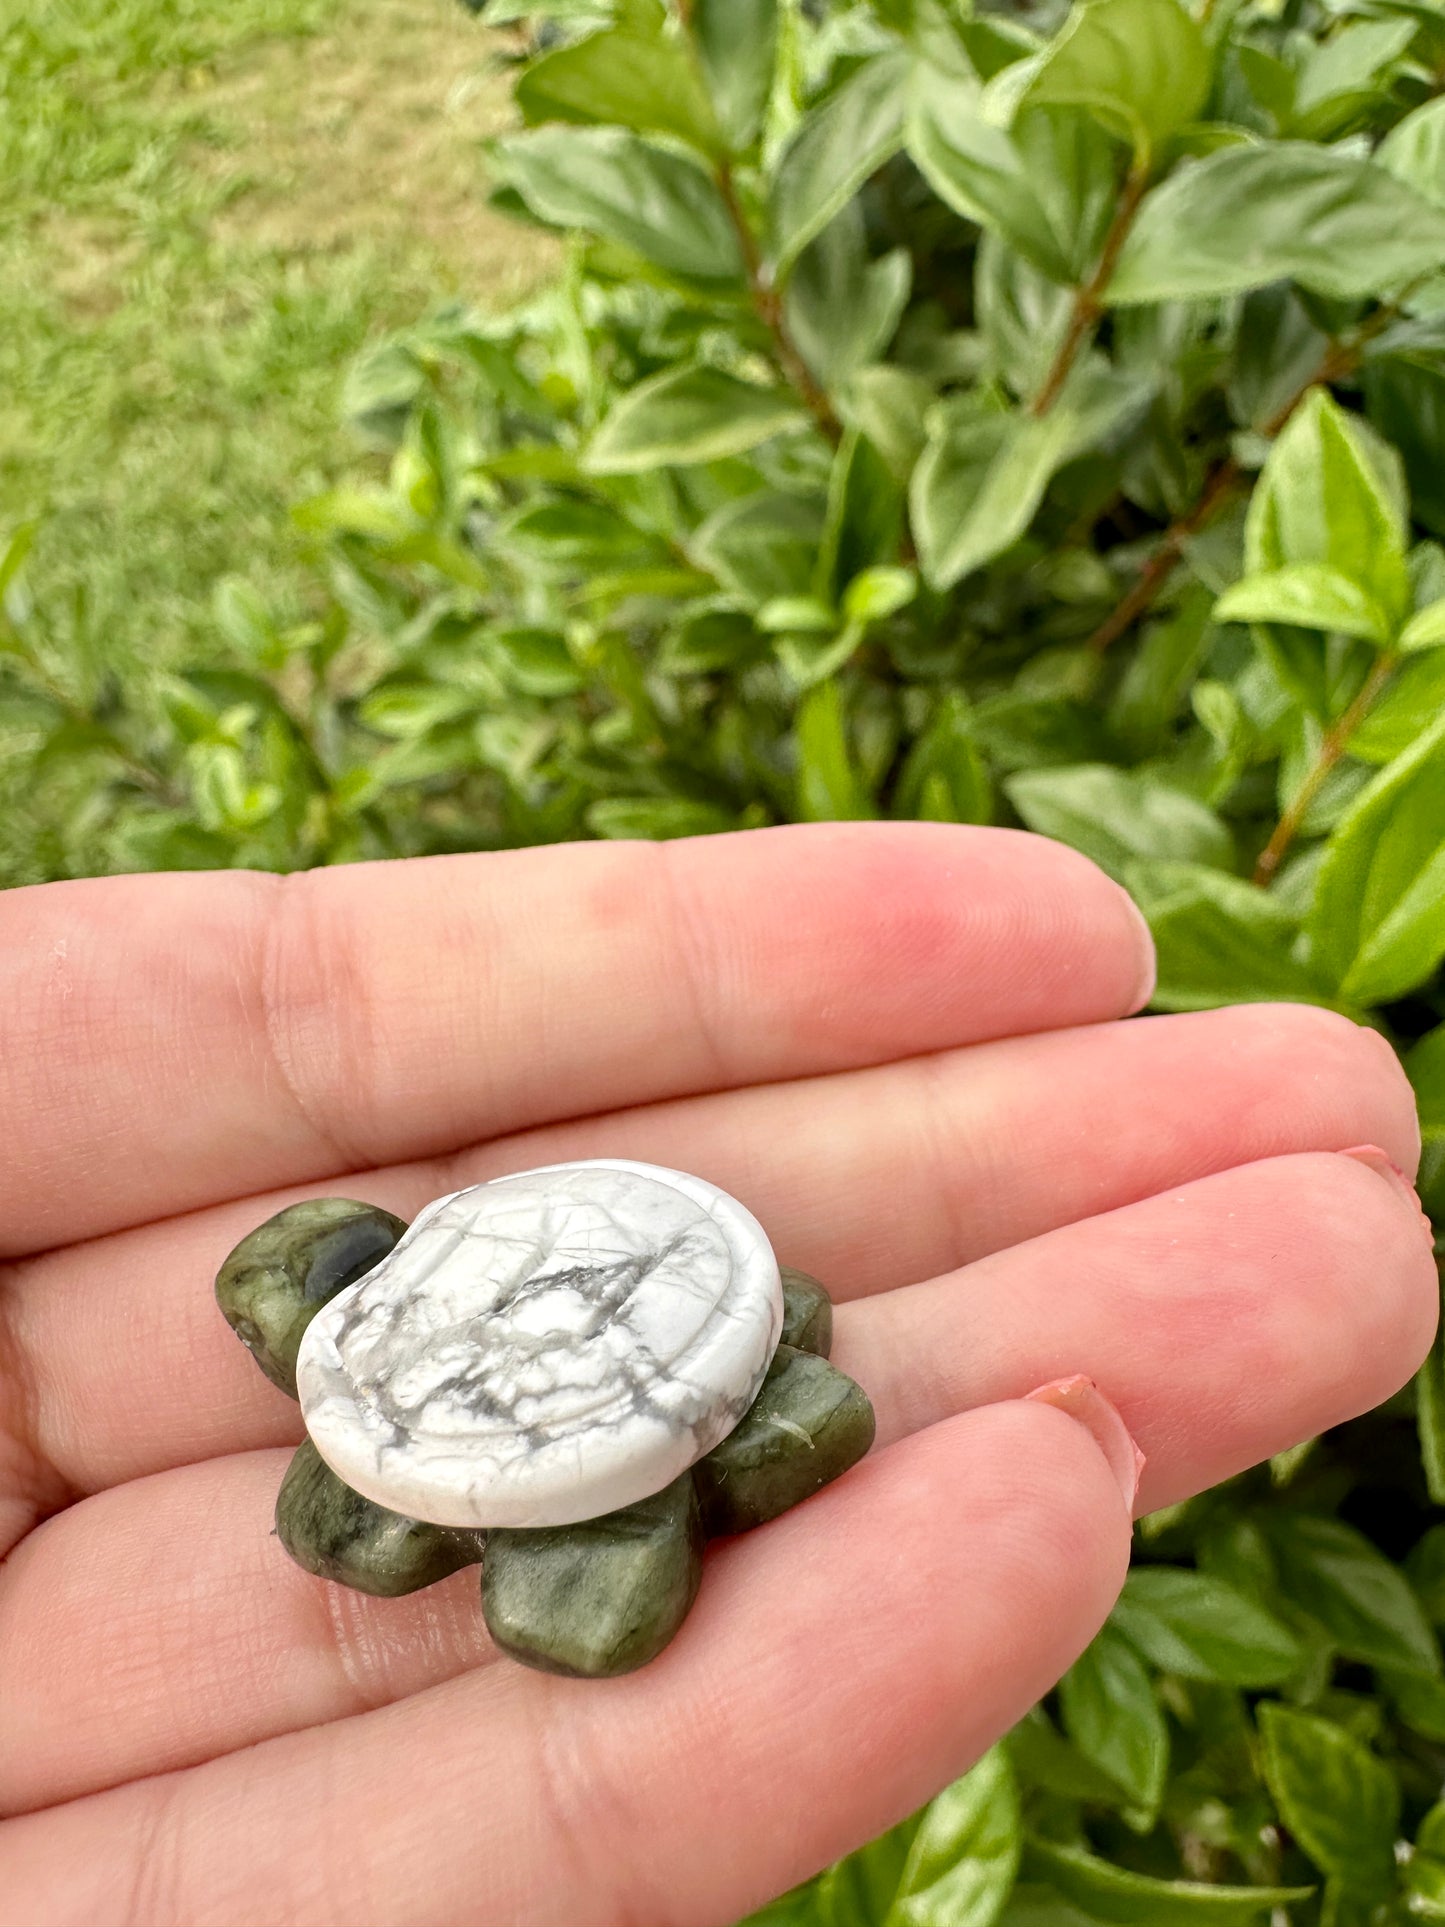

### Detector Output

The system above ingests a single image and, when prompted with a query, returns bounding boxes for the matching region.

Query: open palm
[0,823,1434,1926]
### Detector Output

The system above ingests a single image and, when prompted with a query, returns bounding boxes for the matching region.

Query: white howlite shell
[295,1159,783,1529]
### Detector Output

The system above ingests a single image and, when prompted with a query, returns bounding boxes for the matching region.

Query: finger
[840,1147,1438,1513]
[0,1401,1133,1927]
[0,823,1153,1256]
[2,1153,1431,1810]
[3,1003,1416,1527]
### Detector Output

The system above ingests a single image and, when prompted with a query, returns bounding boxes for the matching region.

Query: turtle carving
[216,1159,875,1676]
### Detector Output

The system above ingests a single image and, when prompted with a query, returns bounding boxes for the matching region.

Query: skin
[0,820,1436,1927]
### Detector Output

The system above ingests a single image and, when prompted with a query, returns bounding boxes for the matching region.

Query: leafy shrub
[6,0,1445,1917]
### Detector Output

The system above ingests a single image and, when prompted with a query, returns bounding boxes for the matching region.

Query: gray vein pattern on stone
[295,1159,783,1528]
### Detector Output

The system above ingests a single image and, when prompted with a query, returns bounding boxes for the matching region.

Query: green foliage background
[7,0,1445,1917]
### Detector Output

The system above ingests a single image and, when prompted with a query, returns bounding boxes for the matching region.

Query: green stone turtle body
[218,1206,873,1677]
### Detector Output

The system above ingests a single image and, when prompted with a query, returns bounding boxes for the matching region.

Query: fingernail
[1025,1375,1145,1513]
[1338,1145,1434,1242]
[1115,888,1157,1014]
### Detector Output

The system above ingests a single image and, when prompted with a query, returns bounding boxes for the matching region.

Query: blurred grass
[0,0,555,672]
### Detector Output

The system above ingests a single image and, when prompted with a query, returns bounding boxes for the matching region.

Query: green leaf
[692,0,777,153]
[912,366,1146,589]
[784,205,911,393]
[515,27,722,155]
[893,693,993,826]
[1257,1703,1399,1899]
[1059,1627,1169,1817]
[795,681,875,822]
[1023,1840,1310,1922]
[488,627,584,697]
[1108,587,1215,753]
[1109,143,1445,306]
[907,61,1117,285]
[1227,285,1332,436]
[818,431,904,604]
[1364,354,1445,540]
[1245,389,1410,622]
[585,367,805,473]
[0,520,36,606]
[1416,1287,1445,1510]
[212,577,281,663]
[1023,0,1209,160]
[691,491,825,605]
[878,1748,1021,1927]
[1307,709,1445,1003]
[1005,765,1234,884]
[1125,863,1331,1012]
[1265,1511,1442,1674]
[585,797,735,839]
[1109,1565,1304,1685]
[1401,596,1445,652]
[770,50,910,272]
[1348,649,1445,763]
[1408,1024,1445,1143]
[488,126,743,283]
[843,565,916,624]
[1288,16,1418,141]
[500,499,663,571]
[1214,565,1394,646]
[838,365,934,484]
[1379,94,1445,214]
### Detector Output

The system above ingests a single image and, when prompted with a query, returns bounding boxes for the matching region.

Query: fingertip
[1024,1375,1146,1515]
[1115,886,1157,1013]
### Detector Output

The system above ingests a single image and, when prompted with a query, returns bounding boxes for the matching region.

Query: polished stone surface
[296,1159,783,1529]
[481,1474,703,1677]
[216,1198,408,1398]
[275,1439,481,1597]
[779,1267,833,1358]
[693,1344,875,1536]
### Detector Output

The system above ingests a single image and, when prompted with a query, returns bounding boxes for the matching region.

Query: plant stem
[1251,651,1399,886]
[1084,295,1411,654]
[1084,455,1241,653]
[714,160,843,446]
[1030,164,1149,418]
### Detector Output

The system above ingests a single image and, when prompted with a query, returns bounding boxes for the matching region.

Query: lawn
[0,0,555,675]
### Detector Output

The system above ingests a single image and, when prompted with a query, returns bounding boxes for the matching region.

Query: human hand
[0,823,1434,1925]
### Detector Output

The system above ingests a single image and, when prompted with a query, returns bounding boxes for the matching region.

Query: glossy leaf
[912,366,1146,589]
[908,62,1117,284]
[1257,1703,1399,1899]
[1307,709,1445,1004]
[877,1748,1021,1927]
[1109,1565,1304,1684]
[795,681,874,822]
[515,27,722,155]
[1244,388,1410,623]
[1005,765,1234,884]
[585,367,805,473]
[692,0,776,152]
[1401,596,1445,652]
[489,127,744,283]
[1214,564,1394,646]
[1023,0,1209,159]
[1023,1840,1311,1922]
[784,205,911,393]
[1059,1627,1169,1816]
[770,51,910,272]
[1128,863,1331,1012]
[1265,1510,1442,1674]
[1109,144,1445,306]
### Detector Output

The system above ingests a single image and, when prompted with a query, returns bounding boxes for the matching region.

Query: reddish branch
[1030,165,1150,418]
[715,161,843,446]
[1084,299,1411,657]
[1251,652,1400,885]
